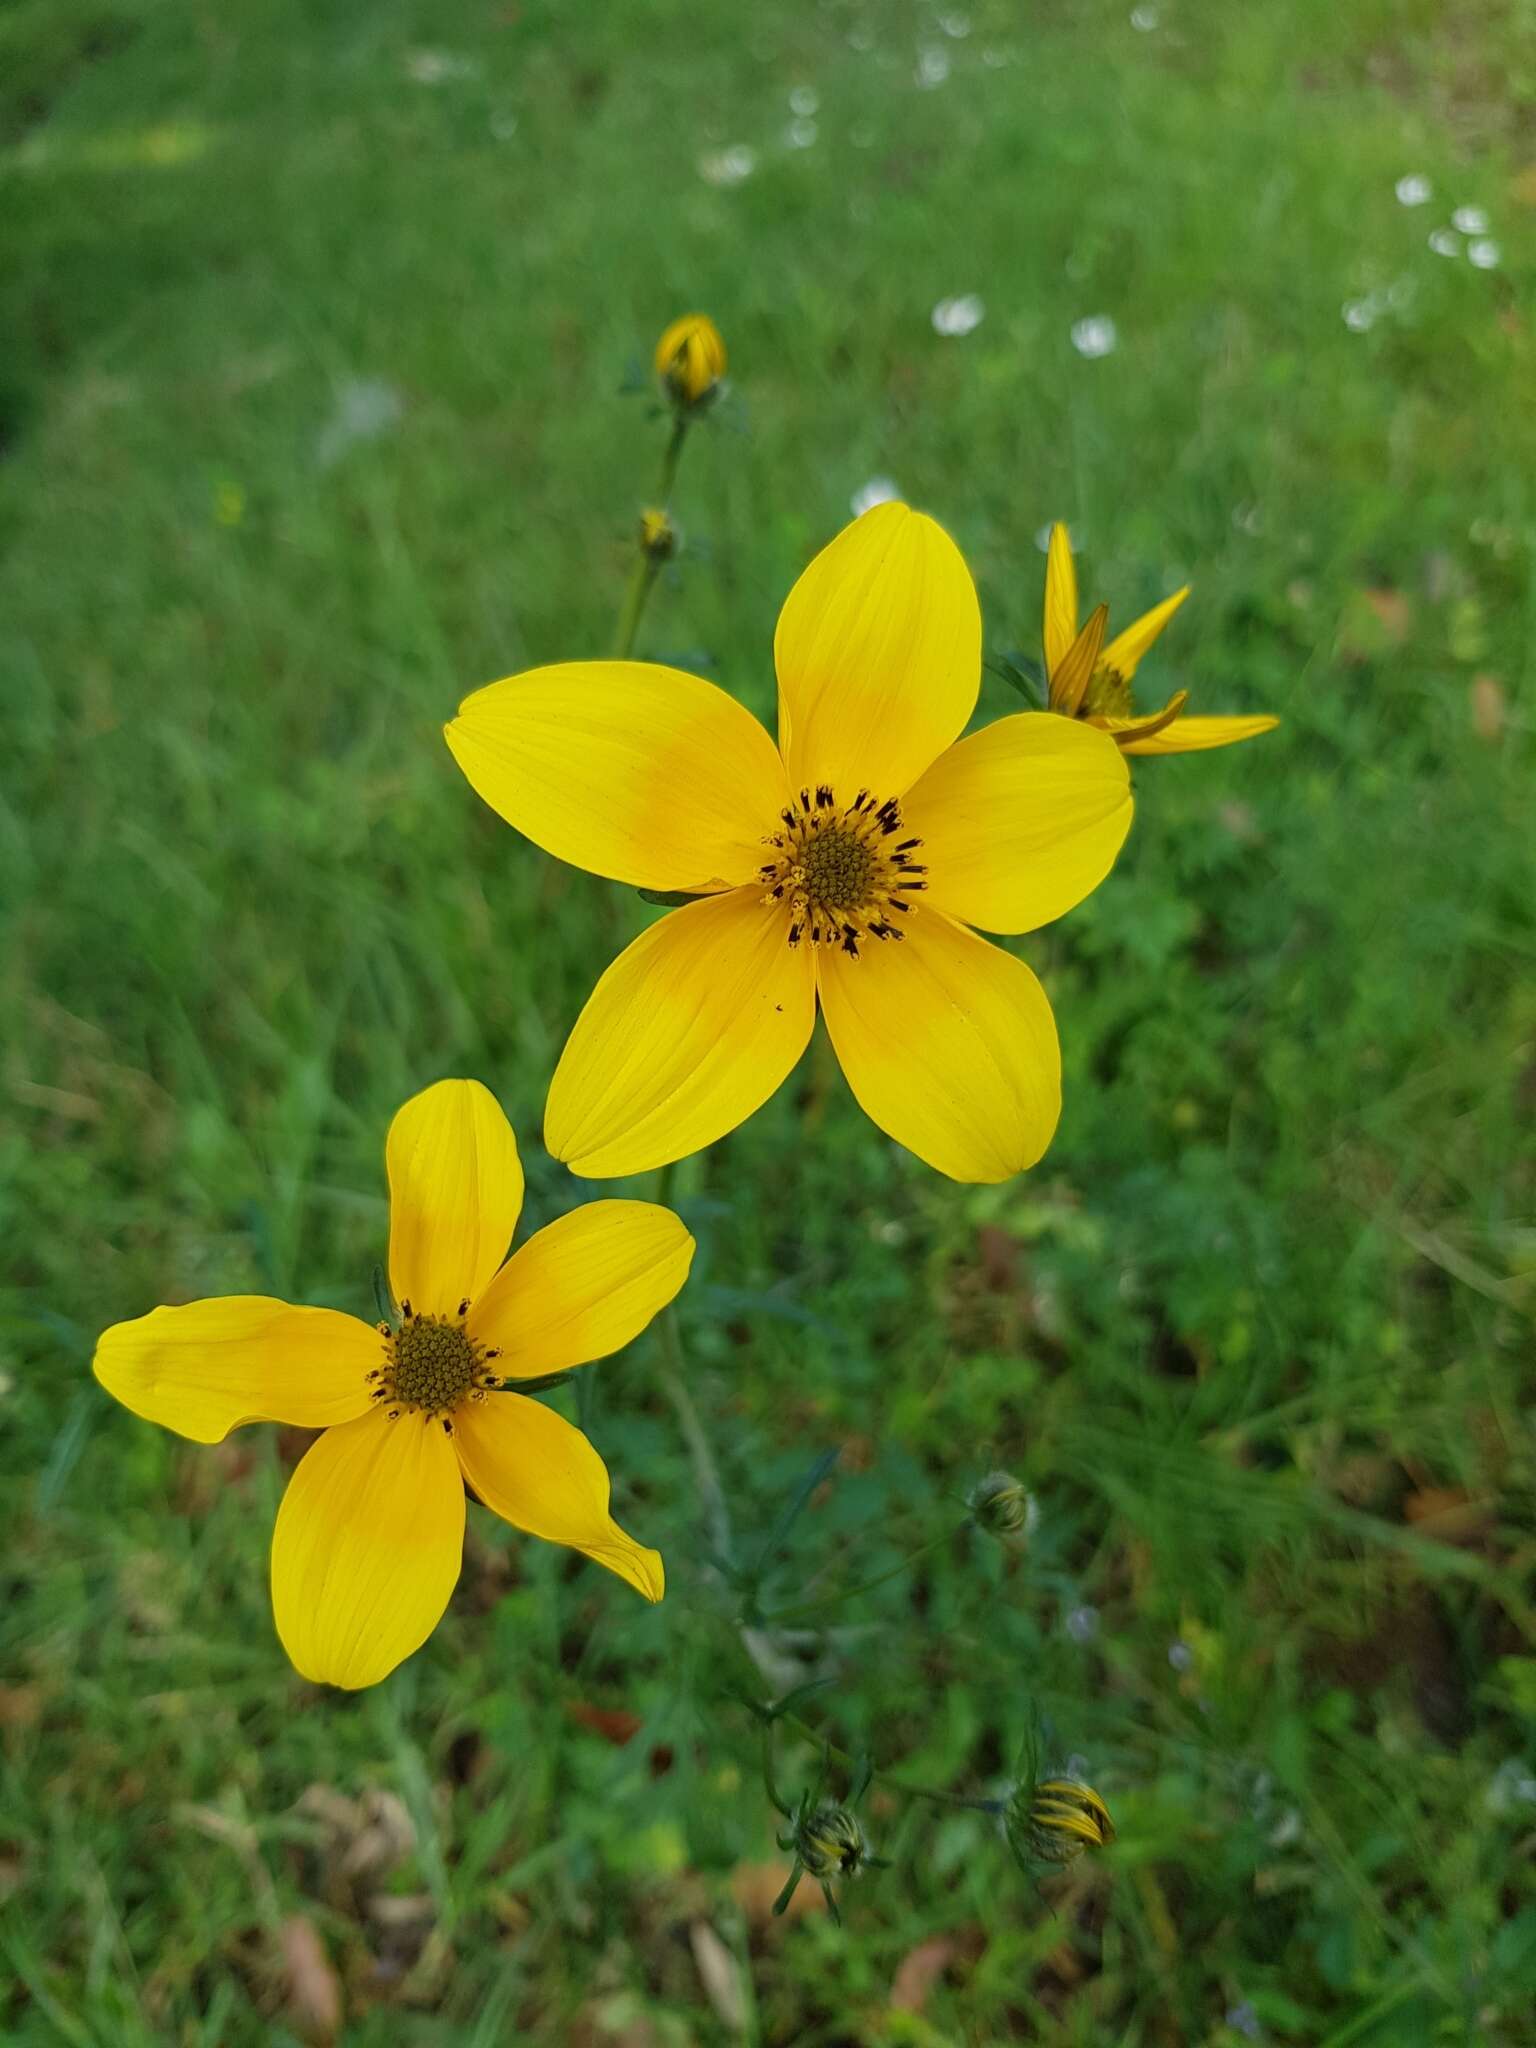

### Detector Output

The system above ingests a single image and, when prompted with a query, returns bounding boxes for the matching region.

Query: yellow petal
[903,714,1133,935]
[545,889,816,1178]
[470,1201,695,1376]
[817,910,1059,1183]
[1119,712,1280,756]
[454,1392,664,1601]
[1100,586,1189,681]
[1049,603,1108,717]
[271,1410,465,1689]
[774,501,981,799]
[445,662,787,890]
[93,1298,378,1444]
[1043,523,1079,677]
[387,1079,524,1316]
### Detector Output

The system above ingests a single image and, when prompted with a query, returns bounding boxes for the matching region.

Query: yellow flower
[1043,523,1279,755]
[638,505,677,560]
[1007,1775,1116,1866]
[654,312,727,408]
[92,1080,693,1689]
[445,502,1134,1184]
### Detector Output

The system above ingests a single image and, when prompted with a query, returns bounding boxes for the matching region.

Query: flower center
[758,785,927,958]
[366,1299,504,1435]
[1081,662,1133,719]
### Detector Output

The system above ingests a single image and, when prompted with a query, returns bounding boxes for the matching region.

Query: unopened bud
[970,1470,1037,1541]
[794,1804,867,1880]
[654,312,727,409]
[1005,1775,1115,1868]
[638,506,677,560]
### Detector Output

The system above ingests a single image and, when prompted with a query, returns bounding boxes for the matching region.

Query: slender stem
[611,553,660,659]
[761,1530,955,1627]
[655,413,688,504]
[773,1708,992,1813]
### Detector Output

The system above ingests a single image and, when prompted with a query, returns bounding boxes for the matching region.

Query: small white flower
[785,119,818,149]
[1395,173,1432,207]
[316,379,403,469]
[489,110,518,141]
[915,45,951,88]
[1485,1759,1536,1816]
[1066,1605,1100,1643]
[789,85,819,116]
[1342,297,1376,331]
[1070,314,1118,357]
[1468,238,1501,270]
[405,48,475,85]
[1167,1640,1193,1671]
[932,293,985,336]
[1427,227,1460,257]
[698,145,757,187]
[1452,204,1489,234]
[851,476,901,517]
[941,11,973,36]
[1131,4,1159,29]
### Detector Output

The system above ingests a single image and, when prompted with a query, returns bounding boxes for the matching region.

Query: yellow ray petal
[902,713,1133,935]
[387,1079,524,1317]
[454,1392,664,1601]
[470,1200,695,1376]
[1118,712,1280,756]
[93,1298,379,1444]
[1099,585,1189,681]
[816,910,1060,1183]
[271,1409,465,1689]
[545,889,816,1178]
[1043,523,1079,677]
[446,662,788,891]
[1048,603,1108,717]
[774,501,981,799]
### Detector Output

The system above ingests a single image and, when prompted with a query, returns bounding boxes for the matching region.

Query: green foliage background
[3,0,1534,2041]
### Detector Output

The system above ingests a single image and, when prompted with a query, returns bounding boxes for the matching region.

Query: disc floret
[367,1299,503,1433]
[758,785,927,958]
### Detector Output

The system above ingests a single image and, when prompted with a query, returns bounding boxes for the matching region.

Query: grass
[3,0,1535,2040]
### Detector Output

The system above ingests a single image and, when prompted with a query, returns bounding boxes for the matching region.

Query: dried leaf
[1403,1487,1494,1545]
[689,1920,749,2033]
[566,1700,643,1746]
[1364,587,1412,643]
[890,1934,957,2011]
[1470,674,1506,741]
[278,1914,342,2045]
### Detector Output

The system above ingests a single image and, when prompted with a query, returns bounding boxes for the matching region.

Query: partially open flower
[794,1804,869,1880]
[1005,1773,1116,1868]
[654,312,727,409]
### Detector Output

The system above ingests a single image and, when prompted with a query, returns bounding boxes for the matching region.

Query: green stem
[761,1530,955,1627]
[655,413,688,504]
[611,552,660,659]
[773,1708,990,1813]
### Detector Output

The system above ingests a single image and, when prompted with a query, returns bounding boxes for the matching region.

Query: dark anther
[365,1368,380,1381]
[894,837,919,852]
[387,1408,402,1420]
[376,1321,391,1337]
[781,807,797,829]
[788,922,803,947]
[457,1297,471,1317]
[841,926,859,956]
[441,1419,454,1435]
[484,1347,502,1359]
[816,784,834,807]
[400,1298,413,1319]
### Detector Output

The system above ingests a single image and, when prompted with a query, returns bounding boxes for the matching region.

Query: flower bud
[638,506,677,561]
[969,1470,1037,1541]
[1005,1775,1114,1868]
[654,312,727,409]
[793,1804,868,1880]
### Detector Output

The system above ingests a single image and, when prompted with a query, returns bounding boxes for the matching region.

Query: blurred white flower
[941,11,973,36]
[489,109,518,141]
[1485,1759,1536,1816]
[1131,4,1159,28]
[1066,1605,1100,1643]
[1342,297,1376,331]
[932,293,985,336]
[316,379,403,468]
[1167,1640,1194,1670]
[915,45,951,88]
[1070,314,1118,357]
[1452,204,1489,234]
[785,119,818,149]
[1427,227,1460,257]
[405,49,476,84]
[982,46,1016,67]
[1468,238,1501,269]
[1395,173,1432,207]
[851,476,901,516]
[789,85,820,115]
[698,145,757,186]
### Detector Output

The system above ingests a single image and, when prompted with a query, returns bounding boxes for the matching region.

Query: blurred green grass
[3,0,1535,2041]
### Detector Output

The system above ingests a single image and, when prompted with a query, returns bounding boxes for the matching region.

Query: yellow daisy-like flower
[93,1080,693,1689]
[1044,523,1279,754]
[654,312,727,408]
[445,502,1134,1184]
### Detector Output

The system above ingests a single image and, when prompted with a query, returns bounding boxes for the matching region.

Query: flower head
[1005,1773,1116,1868]
[93,1081,694,1689]
[654,312,727,409]
[638,505,677,561]
[1043,523,1279,755]
[445,502,1134,1183]
[969,1469,1037,1540]
[793,1803,869,1879]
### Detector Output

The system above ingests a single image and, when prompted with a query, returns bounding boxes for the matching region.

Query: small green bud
[969,1470,1037,1541]
[794,1804,867,1880]
[638,505,677,561]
